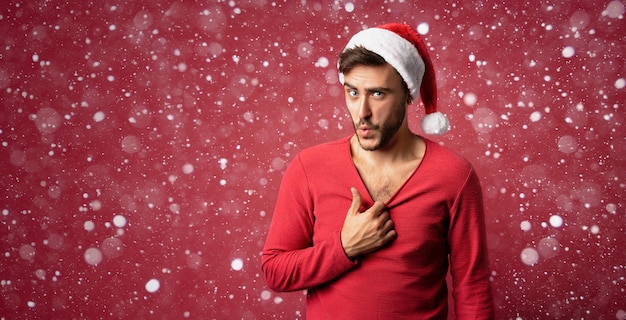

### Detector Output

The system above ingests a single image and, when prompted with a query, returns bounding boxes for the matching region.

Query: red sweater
[262,136,493,319]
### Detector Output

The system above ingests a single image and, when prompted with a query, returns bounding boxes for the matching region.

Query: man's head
[338,23,450,135]
[342,61,410,151]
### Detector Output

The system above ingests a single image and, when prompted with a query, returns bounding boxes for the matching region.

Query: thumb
[348,187,362,215]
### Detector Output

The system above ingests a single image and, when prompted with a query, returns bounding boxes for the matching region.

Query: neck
[351,127,421,164]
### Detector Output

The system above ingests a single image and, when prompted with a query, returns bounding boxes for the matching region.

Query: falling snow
[0,1,624,319]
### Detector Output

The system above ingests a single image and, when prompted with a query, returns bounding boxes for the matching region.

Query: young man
[262,23,494,319]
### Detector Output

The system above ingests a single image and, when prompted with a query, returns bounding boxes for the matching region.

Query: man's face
[343,64,408,151]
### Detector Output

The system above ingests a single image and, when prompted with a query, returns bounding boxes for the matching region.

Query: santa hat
[339,23,450,135]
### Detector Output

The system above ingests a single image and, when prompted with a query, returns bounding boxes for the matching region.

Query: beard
[353,101,406,151]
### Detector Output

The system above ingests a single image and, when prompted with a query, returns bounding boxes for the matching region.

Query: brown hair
[338,46,387,74]
[338,46,411,103]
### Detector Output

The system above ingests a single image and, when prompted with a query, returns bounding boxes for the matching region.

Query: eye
[347,89,358,97]
[372,91,384,98]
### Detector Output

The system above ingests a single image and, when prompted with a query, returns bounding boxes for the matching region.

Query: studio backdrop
[1,1,624,319]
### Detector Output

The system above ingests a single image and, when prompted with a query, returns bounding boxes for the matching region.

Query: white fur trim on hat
[340,28,425,102]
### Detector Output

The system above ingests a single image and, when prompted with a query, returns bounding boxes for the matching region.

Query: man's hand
[340,188,397,259]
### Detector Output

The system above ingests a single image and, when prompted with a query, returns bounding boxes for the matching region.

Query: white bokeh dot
[562,46,575,58]
[145,278,160,293]
[315,56,329,68]
[417,22,429,35]
[182,163,194,174]
[529,111,542,122]
[84,220,95,232]
[463,92,477,107]
[520,247,539,266]
[231,258,243,271]
[113,215,127,228]
[84,248,103,265]
[93,111,106,122]
[549,215,564,228]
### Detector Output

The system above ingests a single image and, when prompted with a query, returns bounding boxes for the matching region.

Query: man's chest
[355,160,421,202]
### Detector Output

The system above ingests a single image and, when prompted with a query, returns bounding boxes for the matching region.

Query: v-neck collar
[345,135,429,207]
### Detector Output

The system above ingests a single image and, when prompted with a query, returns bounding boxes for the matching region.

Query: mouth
[357,126,374,137]
[355,120,378,138]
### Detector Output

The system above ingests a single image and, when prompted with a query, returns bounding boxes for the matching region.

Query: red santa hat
[339,23,450,135]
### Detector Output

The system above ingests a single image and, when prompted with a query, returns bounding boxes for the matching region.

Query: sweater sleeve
[448,167,495,319]
[261,154,357,292]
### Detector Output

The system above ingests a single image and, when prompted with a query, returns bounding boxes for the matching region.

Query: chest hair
[355,160,420,202]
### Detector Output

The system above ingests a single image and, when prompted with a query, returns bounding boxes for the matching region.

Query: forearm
[262,153,358,292]
[262,230,357,292]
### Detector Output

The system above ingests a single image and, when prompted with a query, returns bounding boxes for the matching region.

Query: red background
[1,1,624,319]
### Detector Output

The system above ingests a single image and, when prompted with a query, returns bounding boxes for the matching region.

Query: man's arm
[261,155,357,292]
[261,156,396,292]
[448,167,494,319]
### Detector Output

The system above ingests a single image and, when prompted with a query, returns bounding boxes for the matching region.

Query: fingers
[349,188,386,217]
[382,218,395,235]
[341,189,397,258]
[368,201,386,215]
[383,228,397,242]
[375,214,397,244]
[348,187,362,215]
[375,211,394,233]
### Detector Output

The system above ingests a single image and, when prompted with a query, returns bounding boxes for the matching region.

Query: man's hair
[338,46,411,103]
[338,46,387,74]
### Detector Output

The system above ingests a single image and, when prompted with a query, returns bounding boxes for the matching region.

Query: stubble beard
[354,104,406,152]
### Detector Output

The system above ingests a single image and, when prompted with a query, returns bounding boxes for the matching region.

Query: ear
[405,89,413,105]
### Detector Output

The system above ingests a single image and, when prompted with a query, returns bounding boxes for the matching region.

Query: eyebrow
[343,82,392,94]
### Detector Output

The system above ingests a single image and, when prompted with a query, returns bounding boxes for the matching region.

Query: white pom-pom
[421,112,450,135]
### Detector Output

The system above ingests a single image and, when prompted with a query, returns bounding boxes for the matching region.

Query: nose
[357,97,371,120]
